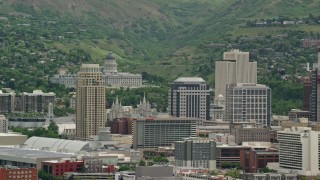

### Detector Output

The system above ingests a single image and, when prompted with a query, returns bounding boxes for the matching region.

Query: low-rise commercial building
[132,118,197,149]
[0,147,75,169]
[209,133,235,145]
[175,138,216,171]
[271,115,289,126]
[0,166,37,180]
[230,124,270,144]
[136,166,179,180]
[240,147,279,173]
[216,145,250,167]
[288,109,311,121]
[0,133,27,146]
[8,117,46,128]
[42,159,84,177]
[180,173,227,180]
[240,173,297,180]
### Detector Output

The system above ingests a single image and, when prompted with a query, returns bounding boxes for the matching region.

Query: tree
[118,165,132,171]
[138,160,146,166]
[221,162,240,169]
[152,155,169,163]
[225,169,240,178]
[48,121,59,133]
[210,170,219,176]
[261,167,277,173]
[38,169,55,180]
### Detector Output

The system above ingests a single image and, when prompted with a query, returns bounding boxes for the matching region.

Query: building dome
[217,94,224,100]
[106,52,115,60]
[104,52,118,73]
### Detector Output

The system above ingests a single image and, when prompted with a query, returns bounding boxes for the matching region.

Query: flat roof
[0,133,27,137]
[173,77,205,83]
[0,147,74,160]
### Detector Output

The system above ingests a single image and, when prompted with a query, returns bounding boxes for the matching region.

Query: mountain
[1,0,320,84]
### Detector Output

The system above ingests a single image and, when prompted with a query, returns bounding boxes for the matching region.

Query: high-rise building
[168,77,210,124]
[175,138,216,171]
[0,90,15,114]
[215,49,257,98]
[303,77,311,111]
[0,115,8,133]
[310,48,320,122]
[278,127,320,176]
[76,64,106,140]
[226,83,271,127]
[132,117,197,149]
[21,90,55,113]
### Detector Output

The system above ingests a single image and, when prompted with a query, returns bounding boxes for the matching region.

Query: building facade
[21,90,55,113]
[108,117,134,135]
[50,74,77,88]
[132,118,197,149]
[76,64,106,140]
[278,127,320,176]
[42,159,84,177]
[226,83,271,127]
[288,109,311,121]
[230,124,270,145]
[175,138,216,171]
[168,77,210,124]
[216,145,250,167]
[303,77,311,111]
[215,49,257,98]
[310,49,320,122]
[240,147,279,173]
[50,53,142,88]
[0,166,37,180]
[0,90,15,113]
[0,115,8,133]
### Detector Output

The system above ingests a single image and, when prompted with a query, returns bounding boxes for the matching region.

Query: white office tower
[226,83,271,126]
[215,49,257,98]
[278,127,320,176]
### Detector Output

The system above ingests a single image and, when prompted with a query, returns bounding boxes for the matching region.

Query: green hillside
[1,0,320,114]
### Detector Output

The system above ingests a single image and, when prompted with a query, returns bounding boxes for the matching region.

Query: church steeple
[143,93,146,104]
[115,96,119,105]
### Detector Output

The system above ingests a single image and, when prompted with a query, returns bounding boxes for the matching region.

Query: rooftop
[0,133,27,137]
[0,147,74,160]
[25,136,89,153]
[173,77,205,83]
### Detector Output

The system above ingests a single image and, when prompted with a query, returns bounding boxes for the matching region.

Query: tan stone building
[215,49,257,98]
[230,124,270,144]
[76,64,106,140]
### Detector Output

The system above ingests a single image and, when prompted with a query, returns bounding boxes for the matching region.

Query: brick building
[0,166,37,180]
[42,159,84,177]
[108,117,135,135]
[216,145,250,167]
[240,147,279,173]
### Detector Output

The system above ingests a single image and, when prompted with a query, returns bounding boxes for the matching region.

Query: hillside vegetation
[1,0,320,114]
